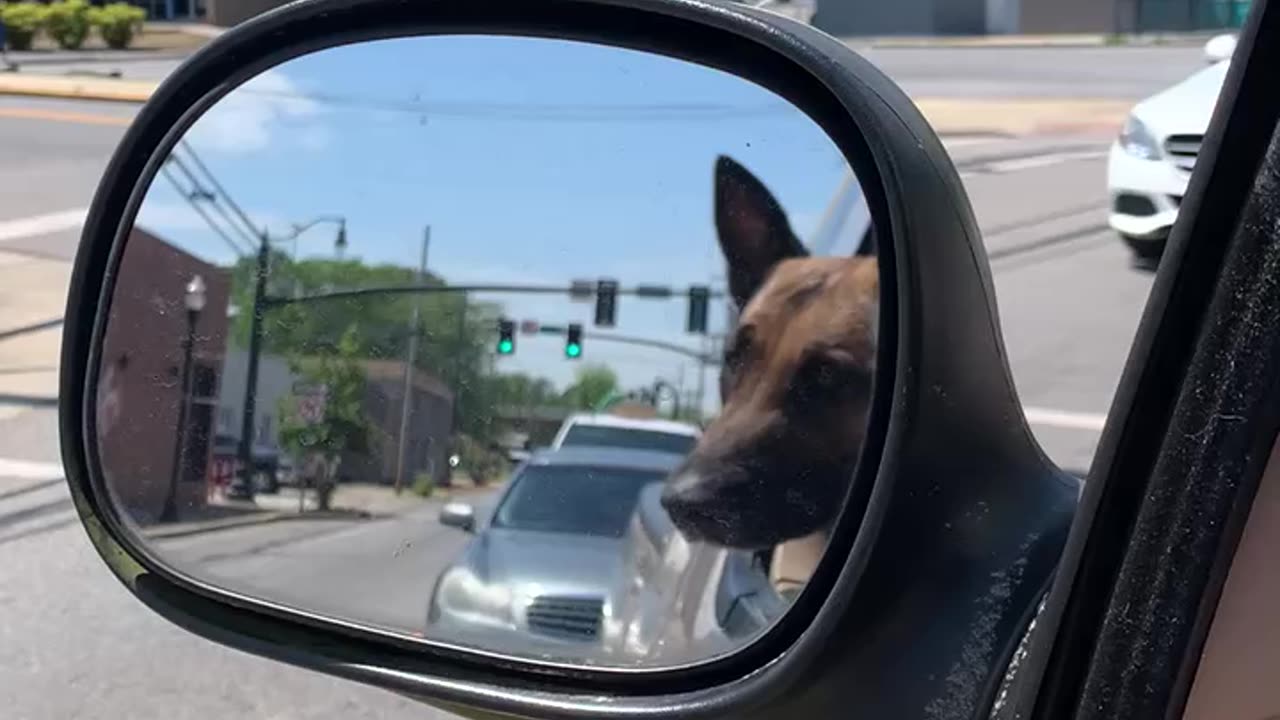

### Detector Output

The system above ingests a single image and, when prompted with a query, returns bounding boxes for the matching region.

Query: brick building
[97,227,231,525]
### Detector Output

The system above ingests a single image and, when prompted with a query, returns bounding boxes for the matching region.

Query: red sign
[520,319,541,335]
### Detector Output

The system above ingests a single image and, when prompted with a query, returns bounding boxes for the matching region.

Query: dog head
[661,156,879,549]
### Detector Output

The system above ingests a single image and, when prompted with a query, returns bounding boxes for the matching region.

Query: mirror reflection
[96,34,878,668]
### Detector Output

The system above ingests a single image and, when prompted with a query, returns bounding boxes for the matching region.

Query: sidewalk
[0,249,71,414]
[143,477,504,539]
[850,30,1222,49]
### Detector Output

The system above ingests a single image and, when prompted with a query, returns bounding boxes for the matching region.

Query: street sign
[520,319,541,335]
[569,279,595,302]
[635,284,673,299]
[293,383,328,425]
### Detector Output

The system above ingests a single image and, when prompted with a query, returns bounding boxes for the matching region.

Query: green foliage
[486,372,563,410]
[231,255,516,442]
[561,364,620,410]
[411,472,435,498]
[0,2,48,50]
[88,2,145,49]
[277,325,372,462]
[44,0,91,50]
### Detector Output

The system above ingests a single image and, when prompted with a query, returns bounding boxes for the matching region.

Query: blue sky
[136,34,871,408]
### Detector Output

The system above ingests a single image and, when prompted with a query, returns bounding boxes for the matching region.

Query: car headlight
[433,567,517,630]
[1119,115,1162,160]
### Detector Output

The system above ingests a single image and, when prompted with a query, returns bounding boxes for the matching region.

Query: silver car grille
[525,595,604,641]
[1164,134,1203,173]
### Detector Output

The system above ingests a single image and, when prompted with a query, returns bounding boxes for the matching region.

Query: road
[0,44,1187,719]
[151,494,495,637]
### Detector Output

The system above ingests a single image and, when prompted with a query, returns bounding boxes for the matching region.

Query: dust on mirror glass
[95,34,879,668]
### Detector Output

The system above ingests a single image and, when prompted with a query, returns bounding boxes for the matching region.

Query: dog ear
[715,155,808,308]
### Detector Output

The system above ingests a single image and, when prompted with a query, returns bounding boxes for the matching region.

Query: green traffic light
[497,339,514,354]
[565,343,582,358]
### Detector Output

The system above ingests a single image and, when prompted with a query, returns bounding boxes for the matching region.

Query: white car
[1106,35,1236,264]
[550,413,701,456]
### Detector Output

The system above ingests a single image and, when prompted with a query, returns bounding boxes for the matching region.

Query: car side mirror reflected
[1204,33,1237,64]
[439,502,476,533]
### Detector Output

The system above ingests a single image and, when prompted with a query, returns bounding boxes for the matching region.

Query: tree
[562,365,620,410]
[229,254,503,441]
[277,325,371,510]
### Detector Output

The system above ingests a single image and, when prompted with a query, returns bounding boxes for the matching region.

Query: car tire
[1120,232,1166,264]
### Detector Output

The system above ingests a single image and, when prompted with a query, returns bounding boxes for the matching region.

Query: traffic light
[687,285,710,334]
[496,318,515,355]
[565,323,583,359]
[595,279,618,327]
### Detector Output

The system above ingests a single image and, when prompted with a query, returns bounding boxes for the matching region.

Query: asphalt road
[0,44,1182,719]
[151,494,496,637]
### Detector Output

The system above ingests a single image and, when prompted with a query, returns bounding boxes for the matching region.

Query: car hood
[473,528,627,598]
[1132,60,1230,140]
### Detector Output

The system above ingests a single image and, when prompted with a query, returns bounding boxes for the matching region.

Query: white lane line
[0,457,64,480]
[1024,406,1108,432]
[984,150,1109,174]
[0,208,87,243]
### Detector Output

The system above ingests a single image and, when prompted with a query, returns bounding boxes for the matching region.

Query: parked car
[426,447,686,660]
[1106,35,1234,264]
[550,413,701,455]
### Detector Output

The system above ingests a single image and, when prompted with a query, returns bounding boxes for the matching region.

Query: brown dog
[661,156,879,549]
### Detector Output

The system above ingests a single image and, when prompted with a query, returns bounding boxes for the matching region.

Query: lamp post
[160,274,207,522]
[229,216,346,502]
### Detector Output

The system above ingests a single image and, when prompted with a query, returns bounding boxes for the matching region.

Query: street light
[231,216,346,502]
[160,274,206,522]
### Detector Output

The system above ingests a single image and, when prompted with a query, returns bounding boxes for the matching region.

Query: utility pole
[234,232,270,501]
[394,226,429,495]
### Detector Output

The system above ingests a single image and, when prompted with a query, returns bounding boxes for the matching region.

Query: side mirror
[439,501,476,533]
[1205,33,1238,64]
[59,0,1076,717]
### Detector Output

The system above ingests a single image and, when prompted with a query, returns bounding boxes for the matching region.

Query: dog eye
[793,353,868,403]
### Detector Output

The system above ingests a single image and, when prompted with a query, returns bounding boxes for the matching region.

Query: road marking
[0,208,86,243]
[0,107,133,127]
[0,457,63,481]
[981,149,1109,175]
[1024,406,1108,432]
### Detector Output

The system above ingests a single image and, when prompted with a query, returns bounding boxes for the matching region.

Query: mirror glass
[95,34,879,668]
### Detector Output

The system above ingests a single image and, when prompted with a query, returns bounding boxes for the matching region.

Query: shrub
[88,2,145,50]
[411,472,435,498]
[0,2,48,51]
[45,0,91,50]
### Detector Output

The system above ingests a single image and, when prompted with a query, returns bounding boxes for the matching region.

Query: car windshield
[560,425,698,454]
[491,464,668,537]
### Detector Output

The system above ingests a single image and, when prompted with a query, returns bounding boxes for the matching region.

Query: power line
[158,166,250,259]
[166,153,260,252]
[234,87,795,123]
[178,140,265,243]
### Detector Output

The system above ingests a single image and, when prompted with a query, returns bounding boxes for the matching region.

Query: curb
[0,74,156,103]
[142,507,381,540]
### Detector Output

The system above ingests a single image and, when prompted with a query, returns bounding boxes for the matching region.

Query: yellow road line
[0,107,132,127]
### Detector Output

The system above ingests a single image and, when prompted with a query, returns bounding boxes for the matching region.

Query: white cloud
[183,70,330,156]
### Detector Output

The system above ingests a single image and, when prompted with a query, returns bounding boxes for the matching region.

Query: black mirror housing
[59,1,1078,718]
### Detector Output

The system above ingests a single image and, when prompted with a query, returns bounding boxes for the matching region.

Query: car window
[558,425,698,454]
[560,425,698,454]
[490,465,665,537]
[716,550,788,639]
